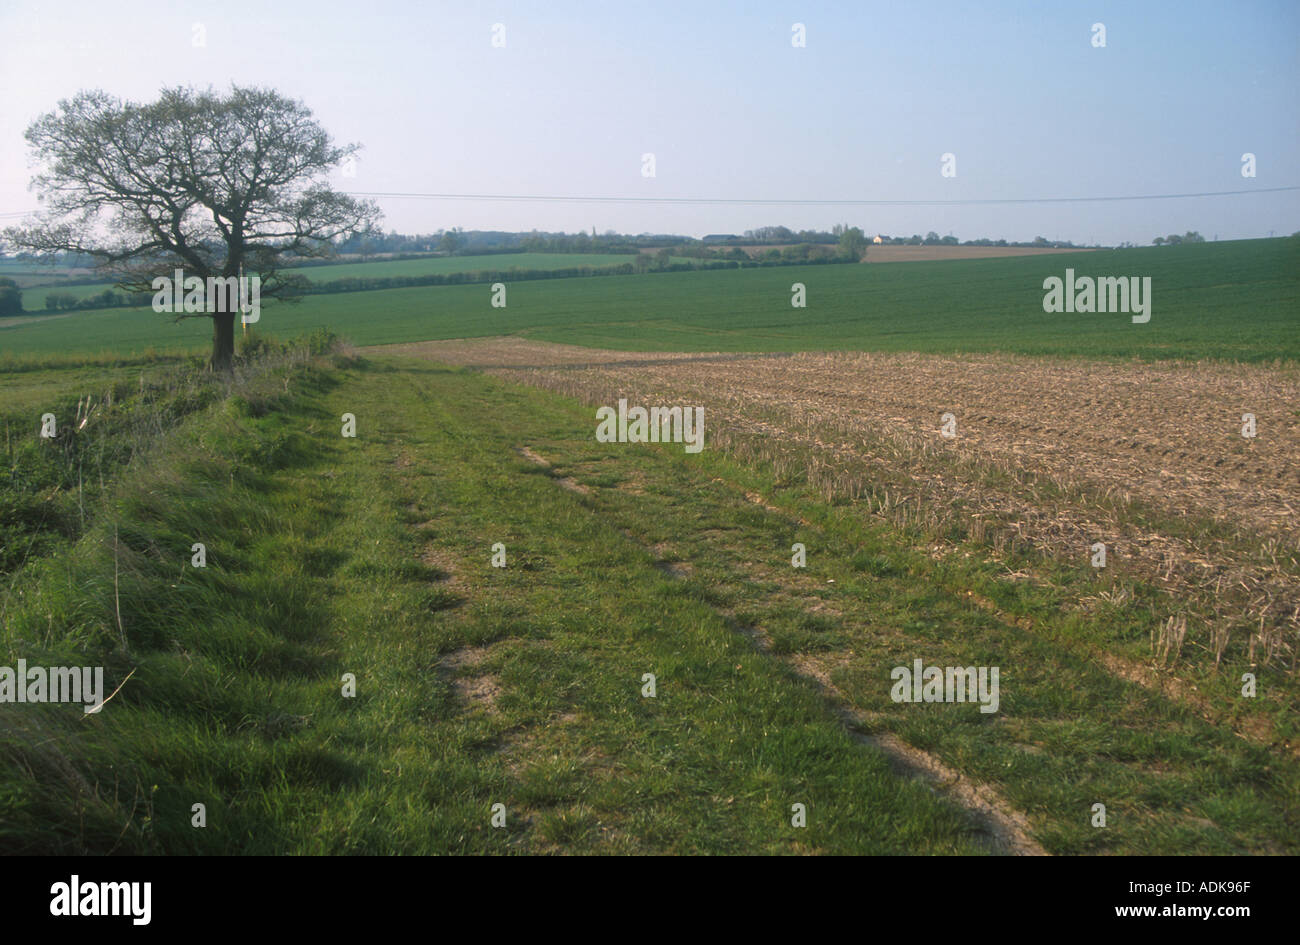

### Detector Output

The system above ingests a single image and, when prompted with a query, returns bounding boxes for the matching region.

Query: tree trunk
[211,310,236,371]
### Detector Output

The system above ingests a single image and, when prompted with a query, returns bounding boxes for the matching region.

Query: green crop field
[11,252,697,311]
[3,239,1297,364]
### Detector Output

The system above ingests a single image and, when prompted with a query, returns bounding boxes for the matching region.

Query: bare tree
[3,85,381,369]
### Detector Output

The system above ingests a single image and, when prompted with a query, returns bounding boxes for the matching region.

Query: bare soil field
[372,336,1300,694]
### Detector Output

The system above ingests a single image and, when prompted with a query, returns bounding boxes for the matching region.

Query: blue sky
[1,0,1296,244]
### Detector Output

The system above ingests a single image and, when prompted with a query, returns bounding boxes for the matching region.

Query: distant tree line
[42,288,152,311]
[739,226,838,244]
[1152,232,1205,246]
[0,277,22,315]
[699,228,1099,250]
[13,226,1235,278]
[335,227,655,257]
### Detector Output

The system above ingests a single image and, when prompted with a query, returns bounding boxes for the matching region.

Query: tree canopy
[0,277,22,316]
[3,85,381,368]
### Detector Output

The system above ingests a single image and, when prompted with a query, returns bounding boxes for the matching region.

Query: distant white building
[873,235,884,244]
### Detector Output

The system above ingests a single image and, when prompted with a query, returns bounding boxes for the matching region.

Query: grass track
[0,356,985,853]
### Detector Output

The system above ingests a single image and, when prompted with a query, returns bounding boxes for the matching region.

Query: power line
[342,185,1300,207]
[3,185,1294,218]
[4,184,1293,221]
